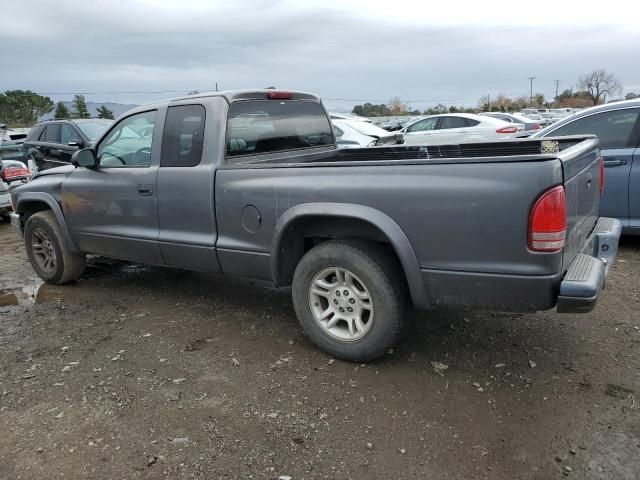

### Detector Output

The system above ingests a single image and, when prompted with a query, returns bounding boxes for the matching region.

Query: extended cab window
[550,108,640,149]
[161,105,206,167]
[97,110,157,167]
[226,100,333,158]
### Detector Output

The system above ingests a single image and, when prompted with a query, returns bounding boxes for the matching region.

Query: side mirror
[68,139,84,148]
[71,148,98,168]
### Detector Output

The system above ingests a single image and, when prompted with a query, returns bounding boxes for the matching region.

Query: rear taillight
[267,91,292,100]
[1,166,31,182]
[496,126,518,134]
[599,156,605,196]
[532,124,542,130]
[529,185,566,252]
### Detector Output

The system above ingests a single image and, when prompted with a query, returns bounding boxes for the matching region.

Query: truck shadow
[71,256,590,372]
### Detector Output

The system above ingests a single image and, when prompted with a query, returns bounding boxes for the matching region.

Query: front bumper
[556,217,621,313]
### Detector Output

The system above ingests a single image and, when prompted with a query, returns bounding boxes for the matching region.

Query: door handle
[603,159,627,167]
[137,184,154,196]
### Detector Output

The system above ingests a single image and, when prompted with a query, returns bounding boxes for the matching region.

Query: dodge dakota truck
[9,90,621,361]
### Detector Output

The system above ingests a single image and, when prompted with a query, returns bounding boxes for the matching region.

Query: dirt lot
[0,220,639,480]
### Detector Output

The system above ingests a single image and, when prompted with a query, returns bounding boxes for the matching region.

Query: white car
[401,113,523,146]
[332,118,403,148]
[0,124,27,147]
[329,112,373,123]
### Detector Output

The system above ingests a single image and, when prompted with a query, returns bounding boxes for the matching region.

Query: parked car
[22,118,112,171]
[0,124,28,147]
[0,159,31,220]
[480,112,543,132]
[10,89,620,362]
[401,113,523,145]
[329,112,372,123]
[333,118,403,148]
[531,99,640,234]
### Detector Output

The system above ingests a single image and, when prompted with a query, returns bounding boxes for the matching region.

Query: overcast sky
[2,0,639,110]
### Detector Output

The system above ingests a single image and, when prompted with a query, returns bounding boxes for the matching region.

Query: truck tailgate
[559,138,601,272]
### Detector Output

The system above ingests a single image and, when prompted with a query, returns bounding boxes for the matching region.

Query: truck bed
[218,136,602,311]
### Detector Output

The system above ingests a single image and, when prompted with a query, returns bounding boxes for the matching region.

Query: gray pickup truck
[9,90,621,361]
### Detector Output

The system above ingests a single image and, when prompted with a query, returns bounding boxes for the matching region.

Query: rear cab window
[226,100,334,161]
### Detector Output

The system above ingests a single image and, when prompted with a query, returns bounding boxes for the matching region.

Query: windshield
[77,121,112,140]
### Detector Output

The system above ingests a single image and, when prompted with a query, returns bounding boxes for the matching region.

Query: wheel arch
[15,193,79,253]
[271,203,429,308]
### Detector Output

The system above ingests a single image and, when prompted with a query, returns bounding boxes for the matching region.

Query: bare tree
[578,69,622,105]
[387,97,408,116]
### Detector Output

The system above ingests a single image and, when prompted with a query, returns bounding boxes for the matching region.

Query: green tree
[71,95,91,118]
[352,103,392,117]
[53,101,70,119]
[96,105,115,120]
[424,104,448,115]
[0,90,54,127]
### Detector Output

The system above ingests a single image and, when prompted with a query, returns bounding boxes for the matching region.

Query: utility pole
[215,82,219,92]
[528,76,536,106]
[554,79,561,101]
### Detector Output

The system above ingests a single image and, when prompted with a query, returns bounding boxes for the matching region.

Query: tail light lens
[529,185,566,252]
[599,156,605,196]
[532,124,542,130]
[1,166,31,182]
[496,126,518,134]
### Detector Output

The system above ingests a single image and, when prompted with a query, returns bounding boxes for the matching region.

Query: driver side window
[97,110,157,167]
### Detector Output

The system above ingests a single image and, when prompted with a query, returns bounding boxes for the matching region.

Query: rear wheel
[24,211,85,284]
[292,239,407,362]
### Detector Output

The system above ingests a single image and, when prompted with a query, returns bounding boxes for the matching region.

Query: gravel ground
[0,219,639,480]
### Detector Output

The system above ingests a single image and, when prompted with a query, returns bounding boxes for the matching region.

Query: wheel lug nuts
[339,307,345,312]
[336,291,340,296]
[349,298,355,304]
[347,307,353,312]
[343,290,349,296]
[333,299,338,305]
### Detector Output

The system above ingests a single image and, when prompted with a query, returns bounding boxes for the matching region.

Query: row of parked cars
[5,89,622,362]
[1,99,639,235]
[331,101,639,234]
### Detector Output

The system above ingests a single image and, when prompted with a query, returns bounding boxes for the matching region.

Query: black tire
[24,210,85,284]
[292,239,407,362]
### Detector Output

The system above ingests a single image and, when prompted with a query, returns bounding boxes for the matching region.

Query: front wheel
[24,211,85,284]
[292,239,407,362]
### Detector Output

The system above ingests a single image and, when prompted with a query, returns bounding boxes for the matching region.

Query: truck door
[547,107,640,226]
[61,109,164,264]
[156,104,220,271]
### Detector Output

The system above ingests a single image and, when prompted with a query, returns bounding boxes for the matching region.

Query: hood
[33,164,75,178]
